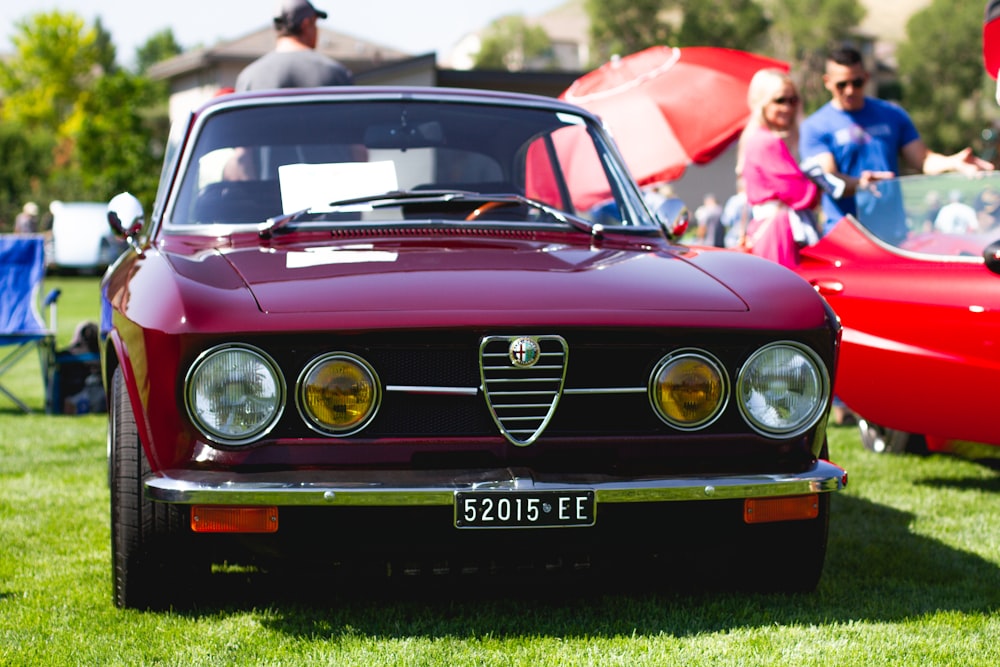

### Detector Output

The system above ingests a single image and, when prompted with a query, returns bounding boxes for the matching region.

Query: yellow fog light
[297,353,380,435]
[649,350,727,430]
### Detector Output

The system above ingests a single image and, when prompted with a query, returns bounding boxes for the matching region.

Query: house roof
[148,26,411,80]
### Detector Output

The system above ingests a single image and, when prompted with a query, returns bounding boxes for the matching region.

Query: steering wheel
[465,201,517,220]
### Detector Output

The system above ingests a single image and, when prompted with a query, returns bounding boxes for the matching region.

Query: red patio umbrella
[561,46,789,185]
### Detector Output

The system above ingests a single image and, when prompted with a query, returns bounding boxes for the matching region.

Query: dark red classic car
[796,172,1000,462]
[102,87,845,609]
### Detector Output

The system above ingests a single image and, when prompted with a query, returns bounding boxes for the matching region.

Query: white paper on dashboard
[278,161,398,214]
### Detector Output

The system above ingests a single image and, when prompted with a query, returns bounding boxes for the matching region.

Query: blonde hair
[736,68,802,175]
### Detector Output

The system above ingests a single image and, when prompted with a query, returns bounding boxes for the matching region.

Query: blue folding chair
[0,235,57,412]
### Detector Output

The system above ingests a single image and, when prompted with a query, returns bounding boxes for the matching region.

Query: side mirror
[984,240,1000,275]
[656,197,690,238]
[107,192,144,238]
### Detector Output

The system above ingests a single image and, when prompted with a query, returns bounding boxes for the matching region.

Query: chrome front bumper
[145,460,847,506]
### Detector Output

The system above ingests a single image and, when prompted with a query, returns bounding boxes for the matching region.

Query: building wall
[670,142,740,218]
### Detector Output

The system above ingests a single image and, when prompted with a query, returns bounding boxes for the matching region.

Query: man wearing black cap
[236,0,353,91]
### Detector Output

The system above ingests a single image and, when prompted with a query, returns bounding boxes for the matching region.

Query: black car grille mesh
[262,331,820,443]
[344,333,733,441]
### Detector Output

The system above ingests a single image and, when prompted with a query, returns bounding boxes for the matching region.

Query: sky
[1,0,569,67]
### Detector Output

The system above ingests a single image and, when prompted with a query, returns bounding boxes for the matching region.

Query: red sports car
[796,172,1000,462]
[101,87,845,609]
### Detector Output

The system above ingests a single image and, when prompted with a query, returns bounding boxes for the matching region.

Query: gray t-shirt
[236,50,354,91]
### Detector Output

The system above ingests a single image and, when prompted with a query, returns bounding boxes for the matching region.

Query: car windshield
[167,96,649,230]
[852,171,1000,258]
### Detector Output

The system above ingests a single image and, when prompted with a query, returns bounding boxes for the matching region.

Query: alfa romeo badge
[508,336,540,368]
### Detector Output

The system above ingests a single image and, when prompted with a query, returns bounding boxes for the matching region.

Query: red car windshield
[852,172,1000,258]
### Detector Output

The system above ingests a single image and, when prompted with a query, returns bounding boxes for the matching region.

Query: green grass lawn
[2,277,999,665]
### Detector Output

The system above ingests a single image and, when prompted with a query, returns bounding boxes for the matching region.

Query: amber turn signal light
[191,506,279,533]
[743,494,819,524]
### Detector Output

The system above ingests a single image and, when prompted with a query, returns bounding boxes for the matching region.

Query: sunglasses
[772,95,800,106]
[834,77,866,92]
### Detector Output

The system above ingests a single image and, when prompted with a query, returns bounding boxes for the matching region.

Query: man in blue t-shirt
[800,46,992,243]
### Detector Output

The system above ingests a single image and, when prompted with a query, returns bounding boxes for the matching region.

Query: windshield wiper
[257,207,312,239]
[257,189,602,238]
[387,190,598,235]
[258,190,471,238]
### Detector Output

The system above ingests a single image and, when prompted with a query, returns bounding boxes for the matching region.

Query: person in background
[975,186,1000,229]
[642,182,675,212]
[737,68,820,268]
[227,0,359,181]
[800,46,992,243]
[934,190,979,234]
[236,0,353,91]
[694,193,724,247]
[920,190,942,232]
[14,202,39,234]
[720,177,751,248]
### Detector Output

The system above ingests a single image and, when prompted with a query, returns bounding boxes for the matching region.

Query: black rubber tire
[110,365,194,609]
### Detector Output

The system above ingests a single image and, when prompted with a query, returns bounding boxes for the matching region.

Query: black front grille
[254,329,827,445]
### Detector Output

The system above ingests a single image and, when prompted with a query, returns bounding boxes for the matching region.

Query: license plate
[455,490,595,529]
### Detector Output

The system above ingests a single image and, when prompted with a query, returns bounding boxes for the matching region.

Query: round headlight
[737,343,829,437]
[297,353,380,436]
[186,345,285,445]
[649,350,727,430]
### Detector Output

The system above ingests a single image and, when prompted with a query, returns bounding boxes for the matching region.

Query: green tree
[675,0,769,51]
[74,70,169,205]
[473,15,553,71]
[585,0,677,64]
[585,0,770,66]
[0,123,53,231]
[0,12,101,132]
[136,28,183,75]
[897,0,996,156]
[0,11,173,219]
[0,11,104,221]
[763,0,866,112]
[93,16,118,74]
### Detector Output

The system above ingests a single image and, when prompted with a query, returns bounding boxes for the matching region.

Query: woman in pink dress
[737,68,820,268]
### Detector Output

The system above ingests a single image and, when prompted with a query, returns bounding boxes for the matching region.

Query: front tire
[110,365,196,609]
[858,418,926,455]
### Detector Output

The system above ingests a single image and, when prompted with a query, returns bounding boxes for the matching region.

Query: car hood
[219,238,746,314]
[159,235,824,330]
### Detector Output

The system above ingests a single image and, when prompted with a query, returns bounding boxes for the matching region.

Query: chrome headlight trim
[184,344,285,446]
[295,352,381,437]
[736,342,830,438]
[648,348,729,431]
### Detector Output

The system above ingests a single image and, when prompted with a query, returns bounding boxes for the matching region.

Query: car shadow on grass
[914,474,1000,493]
[167,492,1000,639]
